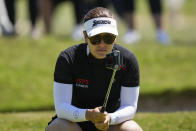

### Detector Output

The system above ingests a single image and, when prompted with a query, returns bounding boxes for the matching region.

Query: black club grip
[100,106,106,113]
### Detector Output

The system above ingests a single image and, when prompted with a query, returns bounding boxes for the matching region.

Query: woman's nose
[99,38,106,46]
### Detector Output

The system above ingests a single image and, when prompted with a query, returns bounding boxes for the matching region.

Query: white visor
[84,17,118,37]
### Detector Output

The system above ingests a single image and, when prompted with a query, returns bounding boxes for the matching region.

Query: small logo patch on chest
[75,78,89,88]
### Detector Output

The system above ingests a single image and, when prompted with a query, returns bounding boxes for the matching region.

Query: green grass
[0,36,71,111]
[136,112,196,131]
[0,111,52,131]
[0,111,195,131]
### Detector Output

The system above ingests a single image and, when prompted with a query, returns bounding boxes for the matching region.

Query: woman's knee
[121,120,143,131]
[109,120,143,131]
[45,118,82,131]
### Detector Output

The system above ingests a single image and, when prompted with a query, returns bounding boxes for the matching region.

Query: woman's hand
[85,106,111,130]
[94,113,111,131]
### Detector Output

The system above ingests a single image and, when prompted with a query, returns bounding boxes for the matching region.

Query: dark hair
[83,7,115,23]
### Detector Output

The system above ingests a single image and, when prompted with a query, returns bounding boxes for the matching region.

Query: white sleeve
[54,81,87,122]
[109,86,140,125]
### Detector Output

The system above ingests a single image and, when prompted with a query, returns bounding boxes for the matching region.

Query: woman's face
[84,32,116,59]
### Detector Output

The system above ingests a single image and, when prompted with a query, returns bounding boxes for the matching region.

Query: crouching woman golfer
[46,7,142,131]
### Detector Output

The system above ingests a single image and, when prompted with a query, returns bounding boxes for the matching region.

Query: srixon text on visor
[92,20,111,27]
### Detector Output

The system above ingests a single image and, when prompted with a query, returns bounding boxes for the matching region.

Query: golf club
[100,50,121,113]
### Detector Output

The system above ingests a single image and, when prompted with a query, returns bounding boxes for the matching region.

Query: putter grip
[100,106,105,113]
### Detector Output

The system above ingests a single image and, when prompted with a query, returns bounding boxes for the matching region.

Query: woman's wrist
[85,109,93,121]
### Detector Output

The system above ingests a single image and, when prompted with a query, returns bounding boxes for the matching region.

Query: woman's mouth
[96,49,107,52]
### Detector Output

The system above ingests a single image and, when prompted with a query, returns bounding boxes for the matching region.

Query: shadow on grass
[0,106,55,113]
[138,86,196,112]
[0,87,196,113]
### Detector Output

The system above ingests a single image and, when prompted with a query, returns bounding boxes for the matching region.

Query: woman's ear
[83,31,88,43]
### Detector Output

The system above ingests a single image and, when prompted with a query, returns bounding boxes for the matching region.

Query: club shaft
[101,68,117,113]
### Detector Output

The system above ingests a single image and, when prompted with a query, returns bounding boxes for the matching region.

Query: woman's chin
[95,53,106,59]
